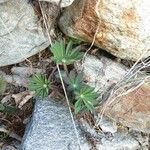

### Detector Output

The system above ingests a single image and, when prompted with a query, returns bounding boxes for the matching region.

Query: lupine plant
[63,70,83,91]
[50,39,83,73]
[50,39,99,113]
[28,39,99,113]
[74,86,98,113]
[28,74,51,98]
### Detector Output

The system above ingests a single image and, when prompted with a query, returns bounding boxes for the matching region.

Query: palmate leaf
[63,70,83,91]
[83,99,95,112]
[50,39,83,65]
[75,99,82,114]
[51,40,65,59]
[28,74,51,98]
[65,46,83,64]
[66,40,73,54]
[74,85,98,113]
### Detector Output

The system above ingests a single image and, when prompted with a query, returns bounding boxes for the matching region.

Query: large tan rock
[98,82,150,133]
[59,0,150,61]
[76,55,150,133]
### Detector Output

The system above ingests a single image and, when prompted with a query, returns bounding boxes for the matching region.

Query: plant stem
[63,64,69,75]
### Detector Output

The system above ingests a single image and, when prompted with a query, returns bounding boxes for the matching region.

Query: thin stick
[38,1,82,149]
[57,64,82,149]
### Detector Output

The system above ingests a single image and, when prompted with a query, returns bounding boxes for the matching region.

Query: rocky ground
[0,0,150,150]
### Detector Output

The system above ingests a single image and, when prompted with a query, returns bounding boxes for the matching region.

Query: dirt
[0,49,54,148]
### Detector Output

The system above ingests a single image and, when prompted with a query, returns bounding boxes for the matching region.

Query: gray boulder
[0,0,49,67]
[21,98,90,150]
[21,97,149,150]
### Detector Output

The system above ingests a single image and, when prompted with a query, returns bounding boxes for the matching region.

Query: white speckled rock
[0,0,8,3]
[21,98,149,150]
[96,132,140,150]
[79,117,149,150]
[95,116,117,133]
[59,0,150,61]
[39,0,75,7]
[22,99,91,150]
[75,54,128,95]
[0,0,50,67]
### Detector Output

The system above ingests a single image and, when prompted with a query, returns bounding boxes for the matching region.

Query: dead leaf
[1,95,11,104]
[18,93,34,109]
[12,91,34,108]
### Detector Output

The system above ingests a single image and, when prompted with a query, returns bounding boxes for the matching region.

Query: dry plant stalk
[100,56,150,120]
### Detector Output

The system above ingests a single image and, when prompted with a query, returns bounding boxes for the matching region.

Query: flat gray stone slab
[21,99,89,150]
[0,0,49,67]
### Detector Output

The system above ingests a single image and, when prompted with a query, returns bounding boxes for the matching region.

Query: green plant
[66,37,82,45]
[0,102,17,113]
[0,75,6,95]
[49,38,99,114]
[74,86,98,114]
[63,70,83,91]
[50,39,83,72]
[28,74,51,98]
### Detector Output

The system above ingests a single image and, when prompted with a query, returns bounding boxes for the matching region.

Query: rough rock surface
[79,117,149,150]
[21,99,90,150]
[0,0,49,67]
[39,0,75,7]
[75,54,128,98]
[0,0,8,3]
[59,0,150,61]
[98,82,150,133]
[76,55,150,133]
[22,98,149,149]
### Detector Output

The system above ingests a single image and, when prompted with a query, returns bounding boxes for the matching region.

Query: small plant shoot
[28,74,51,98]
[74,86,98,114]
[50,39,83,65]
[63,70,83,91]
